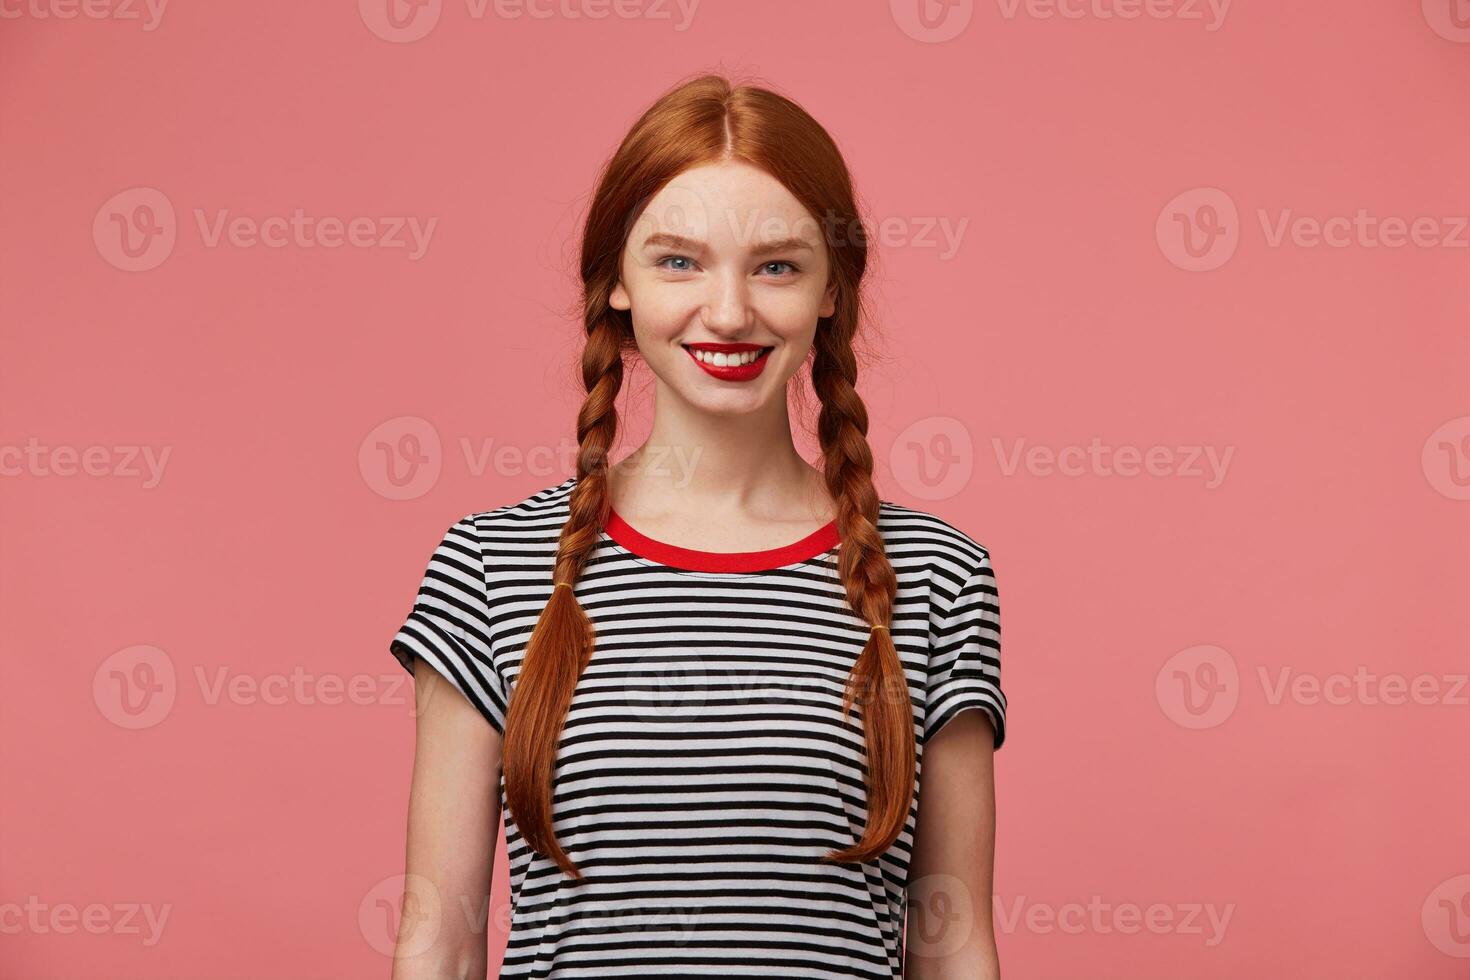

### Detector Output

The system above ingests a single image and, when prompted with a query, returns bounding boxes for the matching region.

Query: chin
[675,388,772,417]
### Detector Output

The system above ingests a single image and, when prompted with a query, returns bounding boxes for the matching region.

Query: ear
[609,279,631,311]
[818,281,837,319]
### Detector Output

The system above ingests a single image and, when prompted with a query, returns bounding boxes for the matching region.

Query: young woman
[387,73,1008,980]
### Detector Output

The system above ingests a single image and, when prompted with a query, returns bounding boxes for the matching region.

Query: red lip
[683,342,770,353]
[682,342,774,382]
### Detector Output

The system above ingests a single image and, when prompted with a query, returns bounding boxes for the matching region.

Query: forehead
[630,160,824,250]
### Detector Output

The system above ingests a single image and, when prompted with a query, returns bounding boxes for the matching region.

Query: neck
[609,384,832,524]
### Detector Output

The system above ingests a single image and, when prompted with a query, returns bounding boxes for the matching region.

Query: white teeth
[693,348,764,366]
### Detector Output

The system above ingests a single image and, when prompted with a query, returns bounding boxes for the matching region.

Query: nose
[700,269,755,335]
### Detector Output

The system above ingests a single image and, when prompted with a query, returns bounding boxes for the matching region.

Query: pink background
[3,1,1468,977]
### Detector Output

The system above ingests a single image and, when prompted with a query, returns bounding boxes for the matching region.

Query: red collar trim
[603,509,841,573]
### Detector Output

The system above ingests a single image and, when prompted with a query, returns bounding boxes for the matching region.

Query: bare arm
[903,711,999,980]
[391,655,502,980]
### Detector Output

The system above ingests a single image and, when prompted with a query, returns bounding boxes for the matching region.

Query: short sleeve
[388,514,508,735]
[923,551,1006,749]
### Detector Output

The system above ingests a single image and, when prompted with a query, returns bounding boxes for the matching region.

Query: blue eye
[656,256,798,277]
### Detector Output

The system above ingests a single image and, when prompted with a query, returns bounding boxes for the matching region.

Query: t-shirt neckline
[602,508,841,573]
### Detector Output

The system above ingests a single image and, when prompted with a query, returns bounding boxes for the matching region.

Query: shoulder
[875,498,992,582]
[455,475,579,539]
[458,473,579,528]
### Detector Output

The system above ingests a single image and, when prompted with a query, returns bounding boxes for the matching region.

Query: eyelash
[656,255,800,277]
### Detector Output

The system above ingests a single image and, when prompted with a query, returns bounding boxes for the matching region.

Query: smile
[682,343,774,381]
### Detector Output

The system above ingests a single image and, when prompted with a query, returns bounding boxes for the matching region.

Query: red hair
[501,71,911,879]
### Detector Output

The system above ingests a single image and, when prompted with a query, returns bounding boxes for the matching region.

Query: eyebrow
[639,232,816,256]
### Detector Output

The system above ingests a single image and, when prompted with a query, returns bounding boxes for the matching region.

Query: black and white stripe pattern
[389,476,1005,979]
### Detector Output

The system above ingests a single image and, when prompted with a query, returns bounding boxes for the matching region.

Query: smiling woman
[387,71,1009,980]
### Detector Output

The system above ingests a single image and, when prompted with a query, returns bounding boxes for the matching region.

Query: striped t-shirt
[388,475,1006,979]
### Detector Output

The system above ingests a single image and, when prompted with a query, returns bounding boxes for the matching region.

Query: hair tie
[870,623,889,632]
[554,582,573,591]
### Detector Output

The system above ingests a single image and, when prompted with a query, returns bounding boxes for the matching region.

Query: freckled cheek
[628,290,698,338]
[752,291,824,338]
